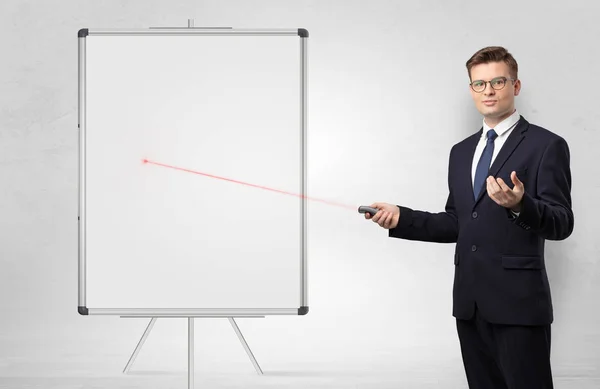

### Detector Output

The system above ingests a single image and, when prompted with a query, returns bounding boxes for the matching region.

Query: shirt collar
[482,109,520,137]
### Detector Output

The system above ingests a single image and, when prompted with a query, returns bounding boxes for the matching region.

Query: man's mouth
[483,100,497,106]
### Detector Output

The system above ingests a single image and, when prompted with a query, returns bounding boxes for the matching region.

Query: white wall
[1,0,598,387]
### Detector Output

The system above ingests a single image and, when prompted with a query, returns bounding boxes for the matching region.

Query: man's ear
[513,79,521,96]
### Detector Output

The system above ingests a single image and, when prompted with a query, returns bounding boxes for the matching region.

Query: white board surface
[78,29,308,316]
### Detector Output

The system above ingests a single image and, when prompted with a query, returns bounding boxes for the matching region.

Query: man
[365,46,574,389]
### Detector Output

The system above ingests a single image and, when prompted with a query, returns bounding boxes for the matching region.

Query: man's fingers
[372,211,380,223]
[383,212,393,228]
[382,212,391,227]
[490,177,510,200]
[487,177,503,204]
[372,210,382,223]
[487,176,501,192]
[486,177,496,197]
[374,211,388,226]
[496,177,512,193]
[511,171,524,189]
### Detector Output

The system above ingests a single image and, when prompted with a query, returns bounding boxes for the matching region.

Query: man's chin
[479,107,501,117]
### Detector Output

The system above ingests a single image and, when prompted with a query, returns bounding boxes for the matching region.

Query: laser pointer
[358,205,379,215]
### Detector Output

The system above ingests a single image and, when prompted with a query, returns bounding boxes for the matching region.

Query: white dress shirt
[471,109,521,215]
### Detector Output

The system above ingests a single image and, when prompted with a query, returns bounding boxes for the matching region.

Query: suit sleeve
[513,136,574,240]
[388,148,459,243]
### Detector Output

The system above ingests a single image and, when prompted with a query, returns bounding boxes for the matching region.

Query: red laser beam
[142,158,357,211]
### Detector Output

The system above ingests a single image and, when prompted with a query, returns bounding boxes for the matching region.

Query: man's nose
[484,82,496,95]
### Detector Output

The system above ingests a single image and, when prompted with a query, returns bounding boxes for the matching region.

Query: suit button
[471,245,477,252]
[472,211,478,218]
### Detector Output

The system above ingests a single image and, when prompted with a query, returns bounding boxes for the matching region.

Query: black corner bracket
[298,306,309,315]
[298,28,309,38]
[78,306,89,315]
[78,28,89,38]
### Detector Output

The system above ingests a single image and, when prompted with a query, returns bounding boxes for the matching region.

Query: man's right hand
[364,202,400,229]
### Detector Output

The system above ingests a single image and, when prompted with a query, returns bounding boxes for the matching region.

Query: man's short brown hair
[466,46,518,80]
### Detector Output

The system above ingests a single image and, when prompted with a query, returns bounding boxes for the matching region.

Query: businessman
[365,46,574,389]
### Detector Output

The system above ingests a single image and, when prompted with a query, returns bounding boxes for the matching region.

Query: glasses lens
[471,81,485,92]
[491,78,506,90]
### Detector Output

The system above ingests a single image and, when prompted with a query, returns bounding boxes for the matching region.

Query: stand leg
[188,317,194,389]
[123,317,157,373]
[228,318,263,375]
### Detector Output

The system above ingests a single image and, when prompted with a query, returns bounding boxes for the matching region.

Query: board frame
[77,27,309,317]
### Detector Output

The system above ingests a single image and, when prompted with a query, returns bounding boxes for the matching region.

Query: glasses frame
[470,76,517,93]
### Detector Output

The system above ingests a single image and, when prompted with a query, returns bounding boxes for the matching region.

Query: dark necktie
[473,129,498,199]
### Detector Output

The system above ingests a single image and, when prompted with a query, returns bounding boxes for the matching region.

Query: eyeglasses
[470,76,516,93]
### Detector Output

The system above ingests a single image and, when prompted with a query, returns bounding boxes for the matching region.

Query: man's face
[469,61,520,124]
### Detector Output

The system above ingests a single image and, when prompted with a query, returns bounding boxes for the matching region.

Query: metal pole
[188,317,194,388]
[228,318,263,374]
[123,318,157,373]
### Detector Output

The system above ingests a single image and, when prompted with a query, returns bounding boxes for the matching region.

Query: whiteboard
[77,28,309,317]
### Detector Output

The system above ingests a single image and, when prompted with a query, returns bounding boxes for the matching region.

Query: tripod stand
[122,316,264,388]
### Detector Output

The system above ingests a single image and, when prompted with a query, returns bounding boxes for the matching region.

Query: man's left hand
[486,171,524,212]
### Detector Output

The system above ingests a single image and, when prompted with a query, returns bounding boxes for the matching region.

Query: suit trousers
[456,305,554,389]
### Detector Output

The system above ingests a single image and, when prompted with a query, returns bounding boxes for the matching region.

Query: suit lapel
[472,116,529,206]
[464,128,482,207]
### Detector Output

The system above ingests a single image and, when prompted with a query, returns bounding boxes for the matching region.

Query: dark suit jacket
[389,116,574,326]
